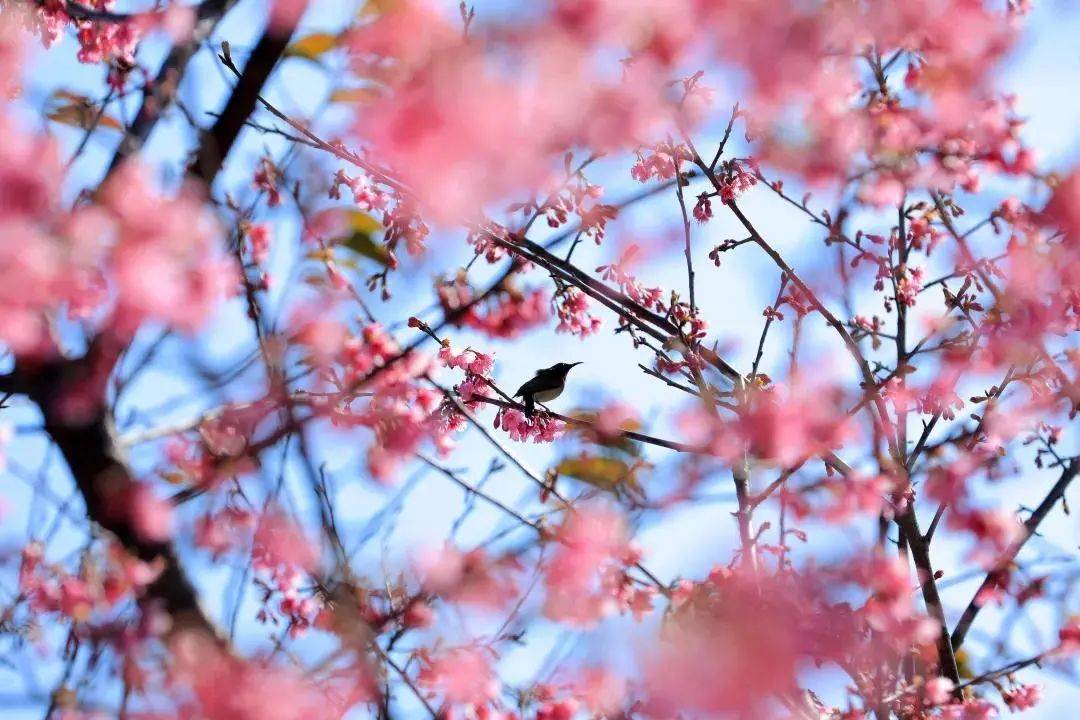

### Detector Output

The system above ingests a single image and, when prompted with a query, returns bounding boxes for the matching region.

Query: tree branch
[951,459,1078,651]
[107,0,238,173]
[17,356,226,643]
[189,12,308,185]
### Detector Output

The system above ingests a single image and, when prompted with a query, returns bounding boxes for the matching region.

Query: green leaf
[285,33,339,61]
[554,455,644,498]
[337,210,389,266]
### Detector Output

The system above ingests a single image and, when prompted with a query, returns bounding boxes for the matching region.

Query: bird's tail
[523,395,535,418]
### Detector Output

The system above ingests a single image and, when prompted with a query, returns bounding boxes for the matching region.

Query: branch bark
[189,16,308,185]
[951,459,1078,651]
[17,355,225,643]
[107,0,238,173]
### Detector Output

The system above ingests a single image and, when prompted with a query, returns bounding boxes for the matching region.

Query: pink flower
[416,645,498,708]
[630,142,693,184]
[1044,170,1080,238]
[592,402,639,440]
[543,505,639,625]
[554,287,602,338]
[253,509,319,574]
[100,161,235,335]
[171,631,367,719]
[713,158,759,203]
[692,193,713,222]
[1055,616,1080,656]
[496,408,565,444]
[403,600,434,629]
[330,168,389,212]
[253,157,282,207]
[681,377,852,467]
[247,223,272,265]
[596,244,665,311]
[575,667,625,715]
[417,545,520,609]
[1001,684,1041,712]
[940,699,999,720]
[128,483,175,543]
[439,345,495,376]
[642,568,850,716]
[195,508,256,559]
[452,287,550,339]
[159,4,196,42]
[843,552,940,649]
[924,677,955,706]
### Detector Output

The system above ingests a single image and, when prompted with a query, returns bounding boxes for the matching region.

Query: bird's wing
[514,376,540,397]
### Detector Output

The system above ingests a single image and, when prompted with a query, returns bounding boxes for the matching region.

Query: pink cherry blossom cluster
[712,157,759,204]
[542,505,653,625]
[530,668,625,720]
[344,0,678,221]
[169,631,369,720]
[415,644,500,714]
[494,407,564,444]
[437,275,551,340]
[0,120,233,355]
[253,157,283,208]
[417,545,521,610]
[692,192,712,223]
[95,162,234,333]
[251,511,322,638]
[438,342,495,409]
[785,471,899,524]
[3,0,1078,716]
[330,168,390,212]
[16,0,141,66]
[553,286,601,338]
[682,379,853,467]
[283,317,467,482]
[18,540,162,624]
[509,173,619,245]
[844,553,940,650]
[193,506,256,559]
[630,142,693,184]
[596,244,664,311]
[650,566,850,716]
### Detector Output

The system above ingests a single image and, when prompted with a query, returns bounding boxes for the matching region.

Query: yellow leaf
[328,86,386,105]
[46,90,122,133]
[954,649,973,679]
[159,470,188,485]
[569,410,642,434]
[345,209,383,235]
[555,455,644,498]
[359,0,396,17]
[285,32,339,61]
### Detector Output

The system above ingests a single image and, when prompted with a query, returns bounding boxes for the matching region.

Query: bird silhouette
[513,362,582,417]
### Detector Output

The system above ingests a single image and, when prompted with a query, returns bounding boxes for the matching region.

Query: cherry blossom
[0,1,1075,717]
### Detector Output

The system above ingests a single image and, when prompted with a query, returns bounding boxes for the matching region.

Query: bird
[513,362,582,417]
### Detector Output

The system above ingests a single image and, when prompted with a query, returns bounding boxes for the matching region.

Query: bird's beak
[570,362,583,368]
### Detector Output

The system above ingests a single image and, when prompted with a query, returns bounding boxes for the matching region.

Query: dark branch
[17,356,226,643]
[107,0,237,173]
[189,14,307,185]
[951,459,1078,651]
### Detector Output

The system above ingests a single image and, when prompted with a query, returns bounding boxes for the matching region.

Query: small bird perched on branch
[513,362,582,417]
